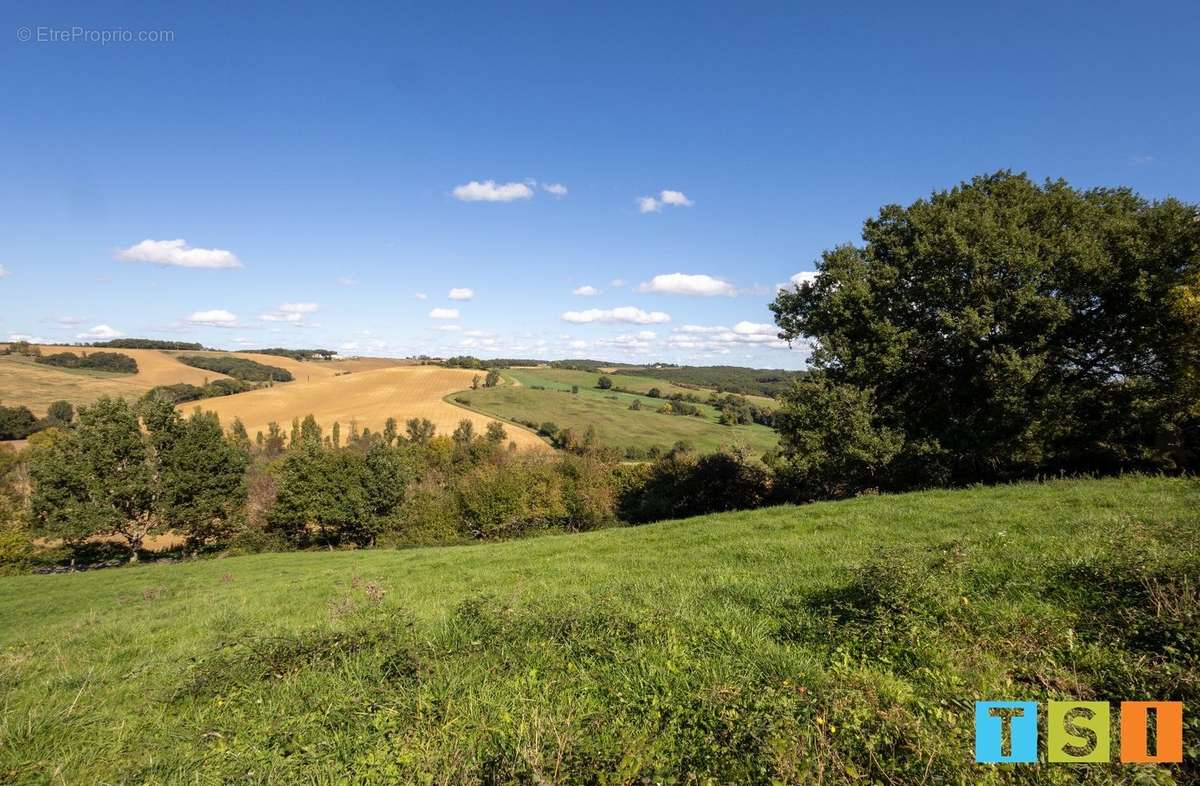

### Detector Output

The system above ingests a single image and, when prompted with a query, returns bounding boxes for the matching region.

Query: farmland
[458,366,779,457]
[187,364,546,449]
[1,476,1194,783]
[0,345,403,417]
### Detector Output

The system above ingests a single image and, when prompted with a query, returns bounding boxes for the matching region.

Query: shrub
[0,405,39,439]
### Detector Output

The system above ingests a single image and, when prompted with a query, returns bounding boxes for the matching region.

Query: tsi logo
[975,701,1184,764]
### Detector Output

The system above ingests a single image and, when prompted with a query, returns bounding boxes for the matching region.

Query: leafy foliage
[771,171,1200,491]
[35,351,138,373]
[176,354,294,382]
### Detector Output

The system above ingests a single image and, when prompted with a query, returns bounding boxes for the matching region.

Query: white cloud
[733,321,777,336]
[414,292,428,300]
[260,302,317,324]
[610,278,626,288]
[434,324,463,332]
[639,189,694,213]
[429,307,460,319]
[790,271,818,286]
[542,183,568,197]
[7,333,51,343]
[452,180,534,202]
[116,239,243,269]
[0,264,8,278]
[660,190,694,207]
[667,321,790,352]
[560,306,670,325]
[638,273,735,297]
[188,309,238,326]
[76,324,123,340]
[448,287,474,301]
[572,285,600,296]
[568,339,589,350]
[279,302,318,314]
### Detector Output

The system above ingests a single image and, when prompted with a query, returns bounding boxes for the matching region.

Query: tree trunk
[128,538,141,563]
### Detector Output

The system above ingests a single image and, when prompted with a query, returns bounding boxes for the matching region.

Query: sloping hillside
[1,476,1194,783]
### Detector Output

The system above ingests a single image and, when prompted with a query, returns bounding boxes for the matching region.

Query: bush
[619,449,770,524]
[0,405,39,440]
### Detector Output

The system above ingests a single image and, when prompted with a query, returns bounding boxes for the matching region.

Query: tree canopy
[770,171,1200,493]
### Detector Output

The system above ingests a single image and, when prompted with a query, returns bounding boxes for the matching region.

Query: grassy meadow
[459,367,780,457]
[1,476,1196,783]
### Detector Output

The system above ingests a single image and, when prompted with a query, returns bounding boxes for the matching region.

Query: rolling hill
[459,367,780,457]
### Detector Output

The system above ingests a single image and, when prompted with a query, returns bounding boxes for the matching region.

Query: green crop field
[455,367,780,457]
[1,476,1196,783]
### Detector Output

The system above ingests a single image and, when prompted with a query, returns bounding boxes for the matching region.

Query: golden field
[182,365,546,449]
[0,346,221,414]
[0,346,400,415]
[2,346,539,450]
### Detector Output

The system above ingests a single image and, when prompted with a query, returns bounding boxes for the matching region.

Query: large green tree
[29,397,157,561]
[771,172,1200,491]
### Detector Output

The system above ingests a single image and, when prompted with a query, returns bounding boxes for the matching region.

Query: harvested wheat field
[167,350,402,382]
[185,365,547,449]
[0,346,224,415]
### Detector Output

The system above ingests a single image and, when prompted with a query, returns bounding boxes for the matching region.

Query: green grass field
[456,367,779,457]
[1,476,1196,783]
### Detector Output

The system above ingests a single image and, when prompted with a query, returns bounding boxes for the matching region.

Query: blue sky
[2,1,1197,369]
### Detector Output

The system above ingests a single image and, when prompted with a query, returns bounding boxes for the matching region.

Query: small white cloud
[0,264,8,278]
[569,339,589,350]
[279,302,318,314]
[777,270,819,291]
[434,324,463,332]
[659,189,694,207]
[414,292,428,300]
[560,306,671,325]
[610,278,626,288]
[188,309,238,326]
[76,324,123,340]
[452,180,534,202]
[448,287,474,301]
[117,239,243,269]
[7,333,51,343]
[542,183,568,197]
[260,312,303,323]
[638,273,735,297]
[639,189,694,214]
[572,285,600,296]
[429,307,460,319]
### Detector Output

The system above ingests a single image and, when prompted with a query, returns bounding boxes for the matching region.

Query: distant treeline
[238,348,337,361]
[617,366,806,398]
[176,355,294,382]
[443,356,543,370]
[92,339,206,350]
[35,351,138,374]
